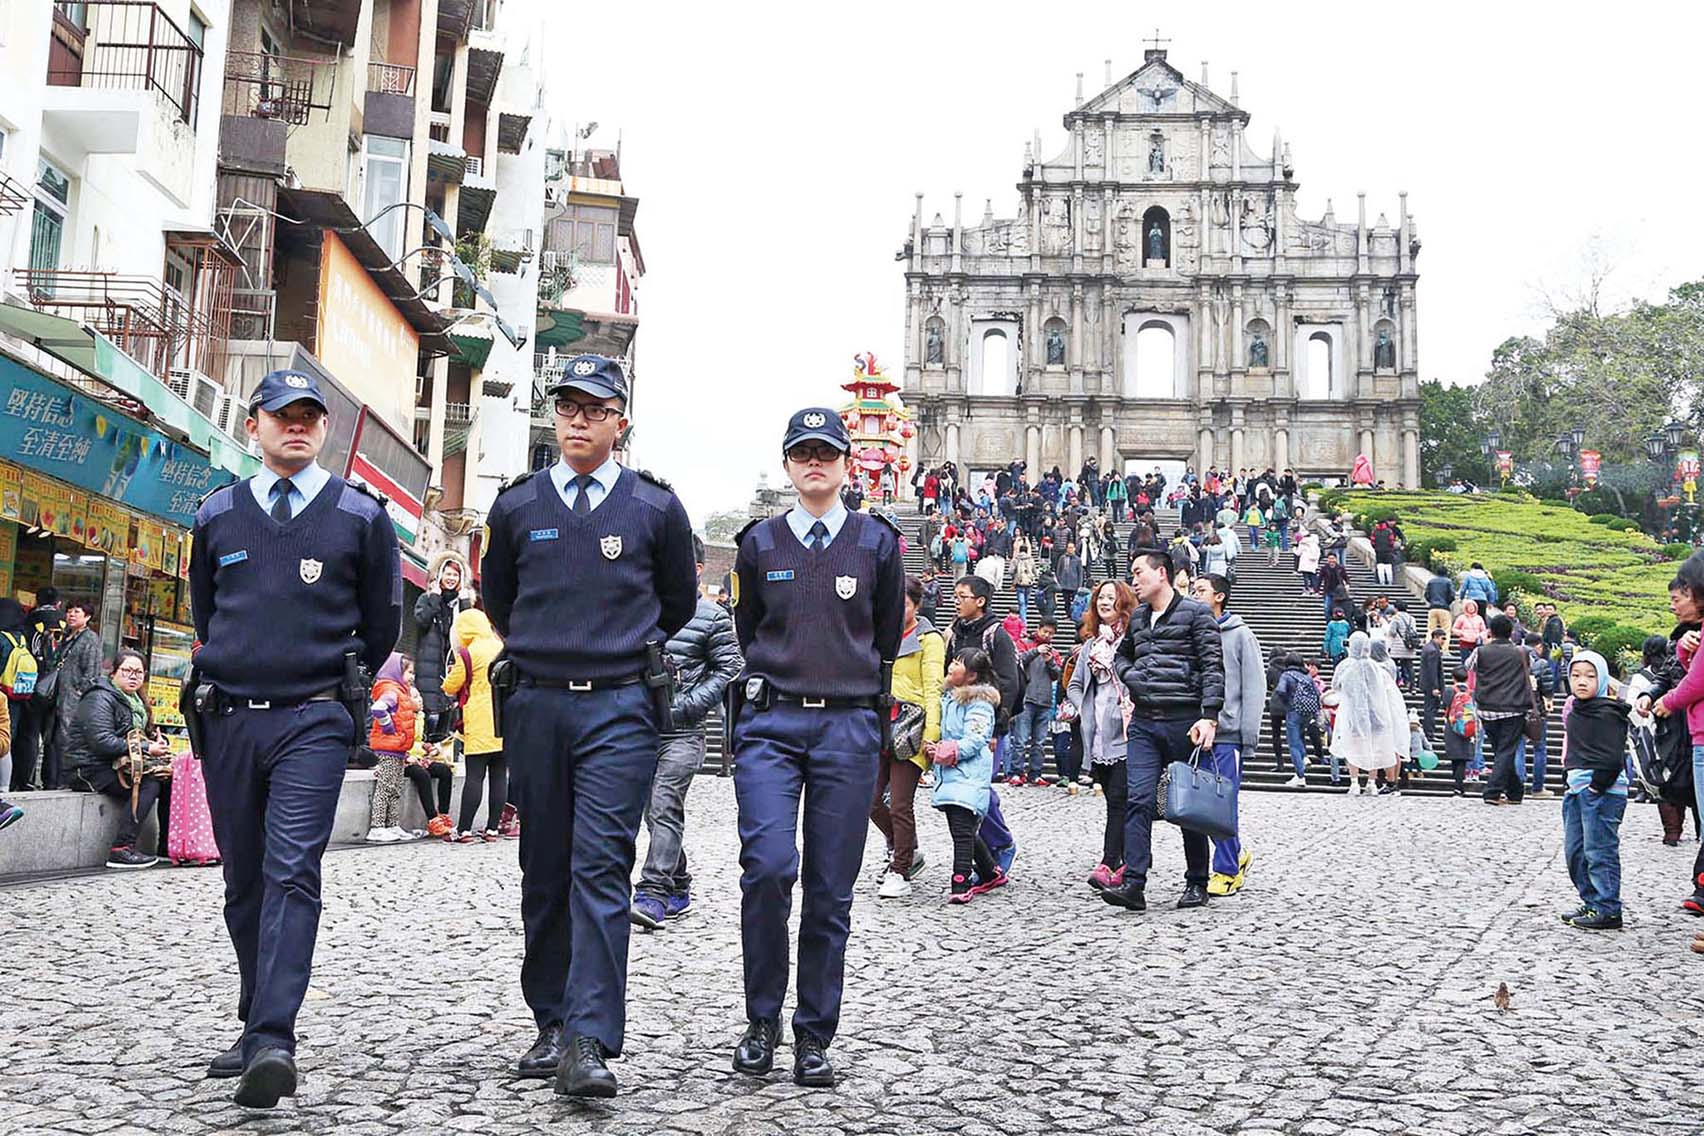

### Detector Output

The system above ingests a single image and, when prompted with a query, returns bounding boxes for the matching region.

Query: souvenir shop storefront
[0,349,256,727]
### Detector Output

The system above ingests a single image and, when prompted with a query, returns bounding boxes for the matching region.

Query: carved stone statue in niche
[1046,327,1066,366]
[1248,331,1269,369]
[1146,222,1165,262]
[1175,199,1198,273]
[1212,127,1230,166]
[1040,196,1071,255]
[925,323,944,365]
[1374,327,1396,370]
[1084,196,1103,252]
[1114,203,1139,274]
[1085,131,1104,166]
[1147,133,1165,174]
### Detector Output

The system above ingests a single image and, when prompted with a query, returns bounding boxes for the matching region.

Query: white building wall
[0,0,229,295]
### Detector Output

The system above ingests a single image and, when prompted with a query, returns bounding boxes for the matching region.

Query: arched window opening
[980,328,1011,395]
[1302,333,1332,400]
[1132,323,1175,398]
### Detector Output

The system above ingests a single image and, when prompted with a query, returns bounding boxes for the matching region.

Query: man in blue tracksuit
[188,369,402,1108]
[1191,574,1265,896]
[481,354,697,1098]
[729,407,904,1088]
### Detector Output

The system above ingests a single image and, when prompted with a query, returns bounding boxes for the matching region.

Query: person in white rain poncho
[1331,632,1410,797]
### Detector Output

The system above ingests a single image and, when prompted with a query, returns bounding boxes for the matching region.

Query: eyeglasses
[115,666,145,676]
[554,399,622,423]
[786,443,846,464]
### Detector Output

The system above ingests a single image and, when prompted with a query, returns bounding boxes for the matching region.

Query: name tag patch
[218,550,249,567]
[766,570,795,582]
[529,528,559,542]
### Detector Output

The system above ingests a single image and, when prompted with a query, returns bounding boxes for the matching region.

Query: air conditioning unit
[168,368,223,418]
[543,187,558,208]
[212,393,245,437]
[465,155,483,178]
[540,250,559,272]
[165,367,193,400]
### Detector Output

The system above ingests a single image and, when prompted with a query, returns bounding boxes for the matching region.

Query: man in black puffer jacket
[631,535,743,928]
[1103,549,1225,913]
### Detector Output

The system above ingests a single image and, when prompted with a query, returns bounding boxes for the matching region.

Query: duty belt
[217,688,339,712]
[770,692,880,710]
[516,671,643,692]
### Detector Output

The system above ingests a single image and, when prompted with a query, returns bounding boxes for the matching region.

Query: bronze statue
[1248,331,1269,369]
[1046,327,1066,366]
[1374,327,1395,369]
[1147,222,1165,261]
[925,323,943,365]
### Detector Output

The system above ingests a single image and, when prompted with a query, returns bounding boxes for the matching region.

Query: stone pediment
[1076,54,1239,119]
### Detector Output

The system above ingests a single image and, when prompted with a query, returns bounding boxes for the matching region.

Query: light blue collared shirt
[251,462,330,520]
[787,499,849,550]
[550,455,622,513]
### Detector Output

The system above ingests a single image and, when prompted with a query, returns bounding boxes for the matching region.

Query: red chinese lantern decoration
[898,456,911,471]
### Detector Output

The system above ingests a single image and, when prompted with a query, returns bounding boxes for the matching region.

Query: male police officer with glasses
[728,408,903,1087]
[188,369,401,1108]
[480,354,696,1098]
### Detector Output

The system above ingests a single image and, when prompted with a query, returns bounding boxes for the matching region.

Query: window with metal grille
[29,160,71,292]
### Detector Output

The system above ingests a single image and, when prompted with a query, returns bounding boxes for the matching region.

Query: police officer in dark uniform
[187,369,402,1108]
[728,408,904,1087]
[480,354,696,1098]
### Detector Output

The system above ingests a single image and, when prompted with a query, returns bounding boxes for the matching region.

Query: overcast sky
[541,2,1704,525]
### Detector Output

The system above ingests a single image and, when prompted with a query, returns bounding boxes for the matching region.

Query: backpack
[0,632,39,699]
[1447,689,1478,739]
[1398,614,1421,651]
[1291,676,1321,717]
[453,646,474,709]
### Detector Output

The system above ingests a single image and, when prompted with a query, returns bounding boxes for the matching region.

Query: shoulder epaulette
[345,478,388,507]
[633,468,673,493]
[496,470,539,497]
[869,511,903,541]
[734,516,767,546]
[198,481,235,509]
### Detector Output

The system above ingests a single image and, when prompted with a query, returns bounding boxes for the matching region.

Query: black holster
[643,641,677,734]
[721,679,742,776]
[179,670,207,757]
[339,650,373,748]
[489,655,517,738]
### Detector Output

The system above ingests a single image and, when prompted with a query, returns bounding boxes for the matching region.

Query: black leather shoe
[1099,878,1147,910]
[793,1031,835,1088]
[233,1047,297,1109]
[555,1034,618,1098]
[516,1025,564,1079]
[207,1039,244,1079]
[732,1018,782,1076]
[1176,883,1210,909]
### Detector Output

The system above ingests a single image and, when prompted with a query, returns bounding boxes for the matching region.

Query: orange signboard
[315,230,419,433]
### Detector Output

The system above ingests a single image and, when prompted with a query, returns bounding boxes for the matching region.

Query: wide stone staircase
[704,500,1569,798]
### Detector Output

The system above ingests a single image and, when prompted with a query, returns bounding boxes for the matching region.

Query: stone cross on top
[1144,29,1170,61]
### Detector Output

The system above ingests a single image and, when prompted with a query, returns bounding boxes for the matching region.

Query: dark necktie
[808,520,828,551]
[572,474,595,516]
[270,478,295,522]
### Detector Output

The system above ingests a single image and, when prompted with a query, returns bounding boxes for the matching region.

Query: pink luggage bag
[167,751,221,866]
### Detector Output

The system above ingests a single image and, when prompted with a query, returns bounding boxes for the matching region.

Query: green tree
[1418,379,1489,486]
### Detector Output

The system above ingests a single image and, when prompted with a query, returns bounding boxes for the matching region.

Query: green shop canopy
[0,302,260,480]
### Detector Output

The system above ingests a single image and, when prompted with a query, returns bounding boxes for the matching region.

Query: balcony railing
[222,49,336,125]
[15,264,233,385]
[47,1,203,126]
[367,60,416,96]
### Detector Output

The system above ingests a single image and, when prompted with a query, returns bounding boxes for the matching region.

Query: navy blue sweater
[481,466,697,681]
[189,474,403,701]
[733,511,904,697]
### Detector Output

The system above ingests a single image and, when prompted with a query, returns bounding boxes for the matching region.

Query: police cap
[250,369,329,415]
[783,407,851,453]
[546,354,629,403]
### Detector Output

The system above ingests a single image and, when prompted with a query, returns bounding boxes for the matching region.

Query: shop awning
[401,548,430,590]
[0,303,260,480]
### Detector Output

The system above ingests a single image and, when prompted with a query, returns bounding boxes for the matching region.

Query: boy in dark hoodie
[1559,649,1630,931]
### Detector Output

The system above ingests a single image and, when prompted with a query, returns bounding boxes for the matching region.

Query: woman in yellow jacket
[442,606,509,842]
[869,575,944,899]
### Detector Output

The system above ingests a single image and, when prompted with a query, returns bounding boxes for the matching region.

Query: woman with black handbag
[869,576,943,899]
[69,649,173,868]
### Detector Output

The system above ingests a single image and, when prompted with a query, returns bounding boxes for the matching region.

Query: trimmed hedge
[1588,514,1619,526]
[1663,543,1694,559]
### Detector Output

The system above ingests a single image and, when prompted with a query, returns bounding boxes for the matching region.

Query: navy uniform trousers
[733,702,880,1043]
[505,683,657,1056]
[200,700,353,1062]
[1122,714,1212,890]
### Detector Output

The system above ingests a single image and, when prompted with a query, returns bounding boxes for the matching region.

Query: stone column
[1027,282,1042,378]
[1072,121,1084,180]
[1068,424,1083,474]
[1273,281,1290,385]
[951,192,962,274]
[1230,188,1243,272]
[1403,424,1420,489]
[1231,119,1242,181]
[1231,424,1245,472]
[1199,425,1215,470]
[1356,282,1373,397]
[1100,185,1114,276]
[1358,427,1374,469]
[946,422,961,466]
[1230,284,1245,375]
[1027,423,1042,474]
[947,286,964,393]
[1104,114,1116,179]
[1069,284,1084,395]
[1274,425,1289,472]
[1071,185,1084,274]
[1109,304,1124,398]
[1101,425,1116,471]
[1198,117,1211,180]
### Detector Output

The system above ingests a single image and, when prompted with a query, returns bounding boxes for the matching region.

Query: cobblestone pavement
[4,778,1703,1136]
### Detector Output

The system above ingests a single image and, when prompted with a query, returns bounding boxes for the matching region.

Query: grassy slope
[1333,490,1678,655]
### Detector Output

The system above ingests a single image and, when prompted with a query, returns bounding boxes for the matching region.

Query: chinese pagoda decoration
[839,352,913,496]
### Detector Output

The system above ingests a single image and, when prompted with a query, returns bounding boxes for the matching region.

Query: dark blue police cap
[546,354,629,403]
[250,369,328,414]
[783,407,851,453]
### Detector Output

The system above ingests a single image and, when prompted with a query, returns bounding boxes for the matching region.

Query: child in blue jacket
[929,648,1008,904]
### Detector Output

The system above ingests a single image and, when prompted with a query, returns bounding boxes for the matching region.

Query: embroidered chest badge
[600,534,623,560]
[835,575,858,600]
[299,558,323,584]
